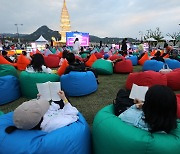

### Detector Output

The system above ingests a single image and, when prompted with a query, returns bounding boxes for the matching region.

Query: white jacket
[40,102,79,132]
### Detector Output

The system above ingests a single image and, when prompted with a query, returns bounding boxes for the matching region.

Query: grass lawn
[0,65,168,128]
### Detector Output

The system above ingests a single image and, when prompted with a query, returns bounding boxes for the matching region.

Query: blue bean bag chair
[0,112,91,154]
[165,59,180,69]
[61,71,98,96]
[0,75,21,105]
[93,105,180,154]
[126,55,138,65]
[143,60,164,72]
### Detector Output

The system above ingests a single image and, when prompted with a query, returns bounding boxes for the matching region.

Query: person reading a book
[119,85,177,133]
[5,90,79,133]
[26,53,52,73]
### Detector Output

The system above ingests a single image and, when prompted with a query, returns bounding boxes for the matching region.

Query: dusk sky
[1,0,180,39]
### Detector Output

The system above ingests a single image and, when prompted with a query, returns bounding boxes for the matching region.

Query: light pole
[139,31,143,41]
[14,24,23,43]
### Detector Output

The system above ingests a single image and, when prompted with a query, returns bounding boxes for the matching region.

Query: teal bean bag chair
[0,111,4,116]
[0,75,21,105]
[0,112,91,154]
[0,64,18,77]
[93,105,180,154]
[92,59,113,75]
[19,71,60,99]
[61,71,98,96]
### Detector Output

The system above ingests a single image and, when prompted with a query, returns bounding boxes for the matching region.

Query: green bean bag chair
[0,111,4,116]
[92,59,113,75]
[0,64,18,77]
[19,71,60,99]
[93,105,180,154]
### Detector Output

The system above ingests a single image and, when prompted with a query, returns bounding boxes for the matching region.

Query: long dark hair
[28,53,46,72]
[142,85,177,133]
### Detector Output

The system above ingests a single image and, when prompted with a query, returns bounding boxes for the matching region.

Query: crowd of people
[1,38,180,138]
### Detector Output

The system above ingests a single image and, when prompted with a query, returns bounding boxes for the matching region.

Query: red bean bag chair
[75,56,83,62]
[44,55,60,68]
[85,54,97,67]
[0,55,16,67]
[114,60,133,73]
[138,52,149,65]
[126,71,167,90]
[165,69,180,90]
[94,52,103,59]
[163,54,169,59]
[109,55,125,61]
[16,54,31,71]
[177,94,180,119]
[57,59,69,76]
[150,50,156,56]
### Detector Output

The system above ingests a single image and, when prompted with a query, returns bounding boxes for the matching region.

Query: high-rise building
[60,0,71,43]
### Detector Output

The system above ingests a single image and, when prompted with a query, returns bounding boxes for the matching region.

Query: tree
[144,27,164,41]
[166,32,180,40]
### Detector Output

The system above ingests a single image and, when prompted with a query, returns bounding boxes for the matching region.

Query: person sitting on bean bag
[26,53,52,73]
[1,50,16,63]
[119,85,177,133]
[65,53,99,84]
[5,90,79,133]
[151,50,165,63]
[59,50,69,67]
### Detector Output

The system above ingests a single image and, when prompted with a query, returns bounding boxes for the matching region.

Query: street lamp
[14,24,23,43]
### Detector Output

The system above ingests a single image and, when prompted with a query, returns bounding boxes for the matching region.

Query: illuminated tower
[60,0,71,43]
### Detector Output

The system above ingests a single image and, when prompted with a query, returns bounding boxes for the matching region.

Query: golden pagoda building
[59,0,71,43]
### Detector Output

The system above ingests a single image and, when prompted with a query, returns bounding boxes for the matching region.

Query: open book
[36,81,61,101]
[129,84,149,101]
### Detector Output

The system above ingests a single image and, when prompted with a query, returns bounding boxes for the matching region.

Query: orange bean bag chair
[57,59,69,76]
[16,55,31,71]
[138,52,149,65]
[165,69,180,90]
[0,55,16,67]
[150,50,156,56]
[126,71,167,90]
[176,94,180,118]
[44,55,60,68]
[163,54,169,58]
[114,60,133,73]
[85,54,97,67]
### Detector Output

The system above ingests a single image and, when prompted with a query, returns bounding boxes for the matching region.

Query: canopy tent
[161,36,175,41]
[35,35,48,42]
[146,37,157,42]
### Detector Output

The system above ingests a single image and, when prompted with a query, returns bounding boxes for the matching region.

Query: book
[36,81,61,101]
[129,84,149,101]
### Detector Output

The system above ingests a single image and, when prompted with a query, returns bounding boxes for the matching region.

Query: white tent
[35,35,48,42]
[146,37,157,42]
[161,36,175,41]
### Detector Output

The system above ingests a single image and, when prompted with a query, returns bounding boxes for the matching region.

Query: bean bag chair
[165,69,180,90]
[7,50,15,56]
[57,59,69,76]
[0,112,91,154]
[138,52,149,65]
[126,71,167,90]
[93,104,180,154]
[109,55,125,61]
[94,52,103,59]
[150,50,156,56]
[163,54,169,59]
[126,55,138,65]
[85,54,97,67]
[132,52,139,56]
[16,54,31,71]
[177,94,180,119]
[0,111,3,116]
[143,60,164,72]
[92,59,113,75]
[164,59,180,69]
[19,71,60,98]
[61,71,98,96]
[0,55,15,66]
[44,55,60,68]
[0,64,18,77]
[104,53,109,59]
[81,53,89,58]
[0,75,21,105]
[114,60,133,73]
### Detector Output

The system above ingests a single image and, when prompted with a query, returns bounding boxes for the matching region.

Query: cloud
[0,0,179,39]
